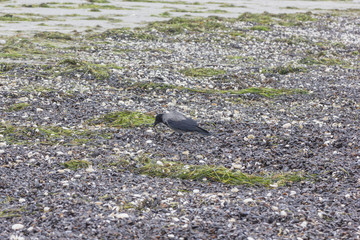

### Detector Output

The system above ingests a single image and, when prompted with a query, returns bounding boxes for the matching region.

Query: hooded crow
[154,111,211,136]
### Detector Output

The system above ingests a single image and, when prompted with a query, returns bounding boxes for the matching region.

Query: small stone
[44,207,50,212]
[0,142,6,147]
[247,134,255,140]
[19,198,26,203]
[85,165,95,173]
[12,224,24,230]
[182,150,189,155]
[36,108,43,112]
[10,235,24,240]
[280,210,287,217]
[115,213,129,219]
[0,150,5,154]
[290,191,296,196]
[300,221,308,228]
[271,206,279,211]
[18,97,28,102]
[282,123,292,129]
[168,234,175,238]
[243,198,254,204]
[231,187,239,193]
[269,183,278,188]
[146,140,153,144]
[193,189,200,193]
[232,163,242,169]
[156,161,164,166]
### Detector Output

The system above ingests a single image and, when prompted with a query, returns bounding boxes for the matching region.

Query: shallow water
[0,0,359,36]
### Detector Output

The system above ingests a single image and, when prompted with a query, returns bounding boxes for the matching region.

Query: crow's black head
[153,114,164,127]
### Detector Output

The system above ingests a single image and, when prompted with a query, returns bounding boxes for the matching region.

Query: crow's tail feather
[196,126,211,136]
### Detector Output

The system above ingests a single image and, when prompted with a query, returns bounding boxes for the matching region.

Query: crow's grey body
[154,111,211,136]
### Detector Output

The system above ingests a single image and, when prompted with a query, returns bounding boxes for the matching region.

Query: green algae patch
[0,62,18,72]
[0,208,25,218]
[250,25,271,31]
[197,87,308,98]
[0,37,43,59]
[63,159,91,170]
[88,111,155,128]
[57,58,118,80]
[238,12,316,26]
[5,103,30,112]
[180,67,226,77]
[125,82,307,98]
[299,56,346,66]
[89,28,159,41]
[261,64,306,75]
[34,31,73,40]
[147,16,228,34]
[0,123,111,145]
[137,156,309,187]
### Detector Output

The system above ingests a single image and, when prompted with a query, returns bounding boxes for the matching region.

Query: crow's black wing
[167,118,199,132]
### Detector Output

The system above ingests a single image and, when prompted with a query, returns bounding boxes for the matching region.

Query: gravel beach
[0,10,360,239]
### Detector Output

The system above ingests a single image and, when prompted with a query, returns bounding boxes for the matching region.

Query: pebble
[243,198,254,204]
[12,224,24,230]
[300,221,308,228]
[232,163,243,169]
[280,211,287,217]
[115,213,130,219]
[247,134,255,140]
[282,123,292,129]
[271,206,279,211]
[85,165,95,173]
[182,150,190,155]
[195,155,203,159]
